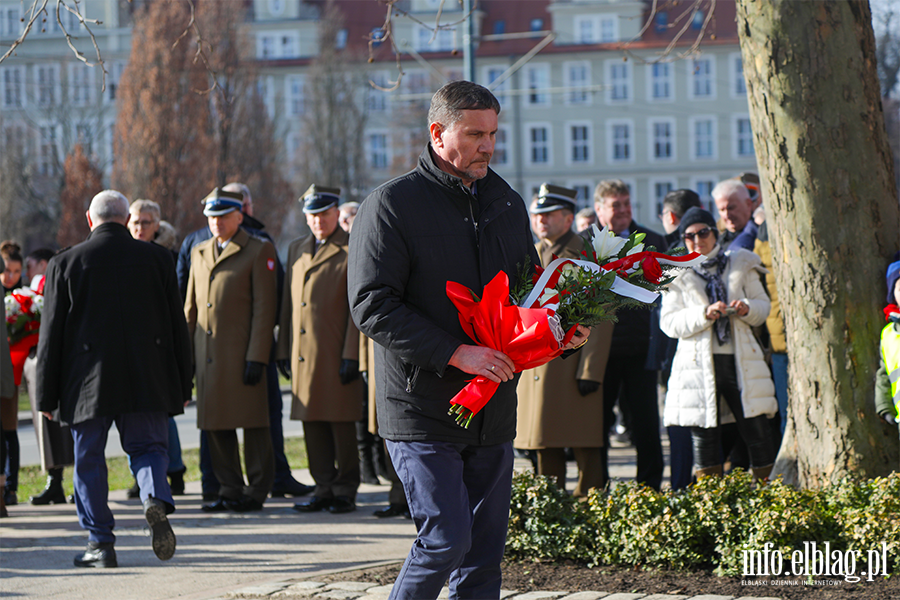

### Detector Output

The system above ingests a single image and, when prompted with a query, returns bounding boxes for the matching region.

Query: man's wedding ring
[489,365,495,372]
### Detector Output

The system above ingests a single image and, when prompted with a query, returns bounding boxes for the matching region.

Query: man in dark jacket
[592,179,665,490]
[349,81,588,600]
[36,190,192,568]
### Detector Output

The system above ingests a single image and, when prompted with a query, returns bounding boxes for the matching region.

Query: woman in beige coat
[185,193,278,511]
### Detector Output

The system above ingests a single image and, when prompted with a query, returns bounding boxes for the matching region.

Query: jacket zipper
[406,365,420,393]
[464,185,480,250]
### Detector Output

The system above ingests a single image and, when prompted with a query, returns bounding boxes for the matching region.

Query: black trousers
[602,354,663,490]
[692,354,777,469]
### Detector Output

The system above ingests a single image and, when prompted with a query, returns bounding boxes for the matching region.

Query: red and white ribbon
[522,252,705,311]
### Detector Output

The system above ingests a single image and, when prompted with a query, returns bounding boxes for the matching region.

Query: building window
[691,117,716,159]
[569,183,592,209]
[75,123,93,156]
[691,56,715,99]
[484,65,509,103]
[268,0,285,16]
[105,61,126,103]
[609,121,633,162]
[731,53,746,96]
[693,177,717,208]
[368,133,388,169]
[366,72,389,112]
[528,125,550,164]
[493,127,508,166]
[415,24,455,52]
[257,32,299,59]
[650,119,674,160]
[1,66,24,109]
[569,123,591,164]
[530,18,543,32]
[526,64,550,106]
[336,29,348,49]
[286,75,306,116]
[652,180,675,209]
[565,61,590,105]
[575,15,617,43]
[38,124,59,175]
[1,7,22,37]
[735,117,754,157]
[69,63,94,106]
[606,60,630,102]
[493,20,505,35]
[36,65,59,107]
[649,62,671,100]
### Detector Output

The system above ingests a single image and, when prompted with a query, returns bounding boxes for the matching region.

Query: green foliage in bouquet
[506,469,900,576]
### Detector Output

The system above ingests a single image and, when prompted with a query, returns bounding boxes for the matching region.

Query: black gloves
[243,361,266,386]
[339,359,360,385]
[577,379,601,397]
[276,358,291,380]
[879,410,898,426]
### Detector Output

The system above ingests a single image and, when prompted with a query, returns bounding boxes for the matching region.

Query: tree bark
[735,0,900,486]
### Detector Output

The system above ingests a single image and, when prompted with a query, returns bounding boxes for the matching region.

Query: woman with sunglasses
[660,207,777,482]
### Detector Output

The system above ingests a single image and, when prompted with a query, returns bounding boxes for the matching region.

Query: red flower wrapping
[9,334,38,386]
[445,271,577,425]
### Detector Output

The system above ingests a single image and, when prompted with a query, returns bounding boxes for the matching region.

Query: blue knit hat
[887,260,900,304]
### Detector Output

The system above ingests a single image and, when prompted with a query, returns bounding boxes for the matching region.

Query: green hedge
[506,470,900,576]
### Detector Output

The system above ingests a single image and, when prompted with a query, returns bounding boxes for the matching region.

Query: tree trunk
[735,0,900,486]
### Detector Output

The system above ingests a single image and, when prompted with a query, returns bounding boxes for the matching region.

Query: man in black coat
[592,179,665,490]
[36,190,192,568]
[349,81,589,600]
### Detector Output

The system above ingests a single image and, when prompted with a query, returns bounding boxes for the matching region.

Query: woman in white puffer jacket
[660,207,777,481]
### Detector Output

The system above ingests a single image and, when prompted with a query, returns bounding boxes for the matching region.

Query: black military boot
[31,467,67,505]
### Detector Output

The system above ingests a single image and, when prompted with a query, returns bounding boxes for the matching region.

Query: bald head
[87,190,130,230]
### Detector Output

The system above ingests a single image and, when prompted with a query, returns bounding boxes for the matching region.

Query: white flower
[626,242,645,256]
[32,295,44,315]
[591,223,627,262]
[537,287,558,307]
[4,294,20,318]
[559,263,579,285]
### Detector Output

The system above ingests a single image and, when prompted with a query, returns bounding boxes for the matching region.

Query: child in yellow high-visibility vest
[875,260,900,428]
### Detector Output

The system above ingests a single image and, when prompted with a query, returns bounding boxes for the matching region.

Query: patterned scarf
[692,246,730,345]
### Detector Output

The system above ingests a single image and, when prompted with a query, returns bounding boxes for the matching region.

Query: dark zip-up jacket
[348,145,539,445]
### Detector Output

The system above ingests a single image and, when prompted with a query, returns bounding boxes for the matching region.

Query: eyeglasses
[683,227,714,242]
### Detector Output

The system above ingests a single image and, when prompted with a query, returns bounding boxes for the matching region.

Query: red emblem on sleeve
[267,259,275,271]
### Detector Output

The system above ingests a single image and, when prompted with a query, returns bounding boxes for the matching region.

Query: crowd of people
[0,80,893,599]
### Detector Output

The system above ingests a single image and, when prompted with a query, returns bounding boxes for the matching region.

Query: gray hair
[711,179,750,202]
[427,81,500,131]
[576,208,596,221]
[129,199,161,221]
[339,201,360,213]
[223,182,251,205]
[89,190,130,224]
[155,220,179,251]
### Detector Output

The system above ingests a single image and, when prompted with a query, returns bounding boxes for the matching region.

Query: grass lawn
[16,435,308,501]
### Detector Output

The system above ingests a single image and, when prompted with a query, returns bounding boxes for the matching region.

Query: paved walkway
[5,393,781,600]
[0,451,783,600]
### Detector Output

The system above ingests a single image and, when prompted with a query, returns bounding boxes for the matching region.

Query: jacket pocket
[404,362,421,393]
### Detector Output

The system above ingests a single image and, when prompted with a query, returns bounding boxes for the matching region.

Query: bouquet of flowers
[445,224,705,428]
[5,277,44,386]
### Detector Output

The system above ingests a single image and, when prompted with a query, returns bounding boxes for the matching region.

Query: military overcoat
[276,227,362,422]
[185,228,277,431]
[515,229,614,449]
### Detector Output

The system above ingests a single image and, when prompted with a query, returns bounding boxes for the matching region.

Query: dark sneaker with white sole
[143,497,176,561]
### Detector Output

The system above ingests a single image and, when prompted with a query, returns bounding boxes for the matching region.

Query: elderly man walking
[36,190,192,567]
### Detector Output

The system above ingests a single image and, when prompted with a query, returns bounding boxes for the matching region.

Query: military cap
[530,183,578,214]
[301,185,341,214]
[202,187,243,216]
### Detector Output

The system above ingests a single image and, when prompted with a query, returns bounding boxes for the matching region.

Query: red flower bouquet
[445,225,704,427]
[5,279,44,386]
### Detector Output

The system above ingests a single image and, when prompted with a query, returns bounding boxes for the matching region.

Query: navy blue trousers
[386,440,513,600]
[70,411,172,544]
